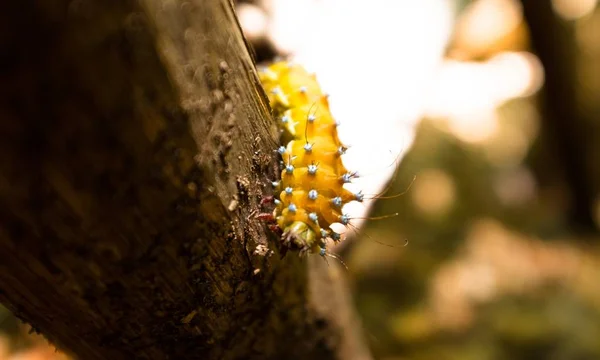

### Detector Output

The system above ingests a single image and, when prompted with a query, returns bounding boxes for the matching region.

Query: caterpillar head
[280,220,320,257]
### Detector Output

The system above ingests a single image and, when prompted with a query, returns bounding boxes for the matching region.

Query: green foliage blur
[344,2,600,359]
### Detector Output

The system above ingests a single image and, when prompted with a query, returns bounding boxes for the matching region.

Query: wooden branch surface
[0,1,371,359]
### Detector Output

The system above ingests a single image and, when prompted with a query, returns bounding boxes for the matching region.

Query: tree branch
[0,1,371,359]
[521,1,597,232]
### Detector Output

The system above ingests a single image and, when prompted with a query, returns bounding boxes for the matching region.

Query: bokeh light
[552,0,598,20]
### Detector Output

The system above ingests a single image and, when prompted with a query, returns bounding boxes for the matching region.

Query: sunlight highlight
[263,0,455,231]
[425,51,544,144]
[552,0,598,20]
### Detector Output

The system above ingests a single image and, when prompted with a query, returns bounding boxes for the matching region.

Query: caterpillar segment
[259,61,363,257]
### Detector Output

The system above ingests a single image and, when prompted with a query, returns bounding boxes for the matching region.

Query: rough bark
[0,1,371,359]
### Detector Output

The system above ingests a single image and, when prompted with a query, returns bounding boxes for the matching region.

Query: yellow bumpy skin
[259,61,363,256]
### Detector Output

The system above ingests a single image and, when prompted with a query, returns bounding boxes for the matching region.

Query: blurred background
[2,0,599,359]
[237,0,600,359]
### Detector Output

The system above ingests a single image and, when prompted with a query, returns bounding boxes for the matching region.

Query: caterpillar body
[258,61,363,258]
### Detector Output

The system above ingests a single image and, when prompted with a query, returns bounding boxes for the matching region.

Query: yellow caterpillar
[258,61,363,258]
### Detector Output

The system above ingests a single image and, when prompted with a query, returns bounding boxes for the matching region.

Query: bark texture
[0,1,371,359]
